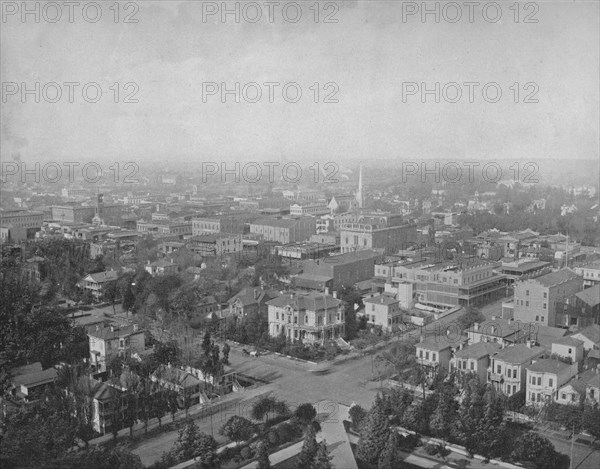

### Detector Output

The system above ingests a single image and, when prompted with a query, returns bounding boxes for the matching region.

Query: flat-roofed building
[572,260,600,287]
[0,210,44,241]
[415,338,453,374]
[513,269,584,327]
[187,234,242,257]
[249,217,316,244]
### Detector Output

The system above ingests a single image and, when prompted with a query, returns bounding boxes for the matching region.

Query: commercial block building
[340,222,417,254]
[513,269,584,327]
[249,217,316,244]
[0,210,44,241]
[187,234,243,257]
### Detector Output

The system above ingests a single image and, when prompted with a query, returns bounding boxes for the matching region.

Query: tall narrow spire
[355,165,364,209]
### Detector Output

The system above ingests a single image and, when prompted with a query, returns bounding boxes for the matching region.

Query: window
[513,369,517,378]
[432,353,437,361]
[543,292,547,299]
[470,361,474,370]
[535,315,539,321]
[568,348,572,354]
[543,303,547,309]
[497,365,501,373]
[305,316,309,324]
[531,393,536,402]
[372,304,375,311]
[541,316,544,322]
[561,393,566,400]
[531,376,535,384]
[549,378,553,387]
[526,301,529,307]
[419,350,423,358]
[425,351,430,360]
[526,290,529,296]
[537,377,541,385]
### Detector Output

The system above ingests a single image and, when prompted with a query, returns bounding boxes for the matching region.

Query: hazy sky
[1,0,598,163]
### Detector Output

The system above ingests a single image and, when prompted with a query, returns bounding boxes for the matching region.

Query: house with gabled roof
[556,369,599,406]
[227,287,279,318]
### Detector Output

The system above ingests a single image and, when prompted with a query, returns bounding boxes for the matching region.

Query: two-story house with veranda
[267,290,344,344]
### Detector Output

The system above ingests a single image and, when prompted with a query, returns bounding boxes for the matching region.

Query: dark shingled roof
[534,269,580,288]
[526,359,572,374]
[492,344,545,364]
[575,285,600,307]
[455,342,501,359]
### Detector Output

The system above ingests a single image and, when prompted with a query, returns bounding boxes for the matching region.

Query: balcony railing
[489,373,504,382]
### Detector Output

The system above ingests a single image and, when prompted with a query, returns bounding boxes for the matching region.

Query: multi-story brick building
[192,212,258,235]
[51,205,96,223]
[266,290,344,344]
[488,342,545,397]
[187,234,243,257]
[0,209,44,241]
[295,249,381,291]
[340,221,417,254]
[249,217,316,244]
[513,269,584,327]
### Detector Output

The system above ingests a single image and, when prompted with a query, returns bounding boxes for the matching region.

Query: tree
[219,416,256,446]
[152,339,181,366]
[151,390,168,429]
[295,403,317,427]
[356,395,391,466]
[46,445,144,469]
[251,396,289,423]
[256,440,271,469]
[222,342,231,365]
[339,285,362,340]
[378,432,402,469]
[510,432,568,469]
[298,423,319,467]
[583,405,600,439]
[0,389,79,467]
[349,404,367,431]
[171,421,218,467]
[312,441,333,469]
[456,306,485,331]
[202,331,212,357]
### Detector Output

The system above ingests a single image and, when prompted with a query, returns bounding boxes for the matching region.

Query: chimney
[333,290,337,299]
[325,287,330,296]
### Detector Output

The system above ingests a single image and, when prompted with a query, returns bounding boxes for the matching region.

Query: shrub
[276,421,301,443]
[267,431,279,446]
[311,420,321,434]
[240,446,253,460]
[424,443,439,456]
